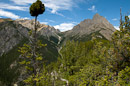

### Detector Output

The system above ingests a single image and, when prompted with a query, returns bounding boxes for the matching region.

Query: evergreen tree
[111,15,130,73]
[18,0,45,86]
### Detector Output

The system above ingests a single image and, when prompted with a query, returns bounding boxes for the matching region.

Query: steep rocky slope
[0,19,59,63]
[0,14,116,57]
[64,13,116,42]
[16,19,61,44]
[0,19,59,85]
[0,18,12,23]
[0,21,29,56]
[0,21,29,85]
[0,19,60,61]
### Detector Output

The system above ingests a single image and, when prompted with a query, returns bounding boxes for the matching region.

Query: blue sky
[0,0,130,31]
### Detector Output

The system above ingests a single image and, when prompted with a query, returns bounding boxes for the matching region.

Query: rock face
[16,19,60,41]
[0,19,60,60]
[0,19,59,86]
[39,25,60,38]
[64,13,116,41]
[0,21,29,56]
[0,18,12,23]
[0,14,116,57]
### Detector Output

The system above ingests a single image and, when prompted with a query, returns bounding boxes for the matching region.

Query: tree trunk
[33,16,37,86]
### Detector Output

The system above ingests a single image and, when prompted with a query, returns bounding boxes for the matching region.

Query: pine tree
[18,0,45,86]
[111,15,130,73]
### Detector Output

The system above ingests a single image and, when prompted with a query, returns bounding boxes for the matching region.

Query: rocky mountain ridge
[0,21,29,56]
[15,19,60,40]
[0,14,116,56]
[0,14,116,55]
[64,13,116,41]
[0,18,12,23]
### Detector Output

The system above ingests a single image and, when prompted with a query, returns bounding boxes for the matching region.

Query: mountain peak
[93,13,100,17]
[65,13,116,41]
[92,13,103,21]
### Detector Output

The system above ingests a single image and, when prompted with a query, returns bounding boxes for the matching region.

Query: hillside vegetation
[34,16,130,86]
[0,0,129,85]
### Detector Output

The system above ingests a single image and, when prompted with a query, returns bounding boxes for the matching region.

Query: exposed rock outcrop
[65,13,116,41]
[16,19,60,38]
[0,21,28,56]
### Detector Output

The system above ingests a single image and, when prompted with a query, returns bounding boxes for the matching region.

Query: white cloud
[112,18,118,21]
[40,22,48,25]
[10,0,79,16]
[21,17,30,19]
[0,9,20,19]
[10,0,36,5]
[48,20,55,23]
[44,0,74,14]
[44,19,55,23]
[88,5,97,12]
[54,22,77,32]
[114,26,120,30]
[128,15,130,19]
[0,3,28,11]
[55,12,65,17]
[40,19,55,25]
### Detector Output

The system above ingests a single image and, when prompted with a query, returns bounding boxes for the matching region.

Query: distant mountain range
[0,13,116,56]
[0,13,116,85]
